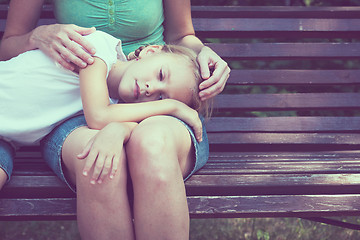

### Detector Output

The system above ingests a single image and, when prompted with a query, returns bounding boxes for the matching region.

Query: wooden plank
[227,70,360,85]
[188,195,360,218]
[2,194,360,220]
[188,174,360,188]
[0,198,76,221]
[207,132,360,145]
[200,162,360,175]
[206,117,360,133]
[214,93,360,110]
[191,6,360,19]
[207,43,360,59]
[186,174,360,196]
[2,5,360,20]
[207,151,360,161]
[1,176,74,199]
[194,18,360,32]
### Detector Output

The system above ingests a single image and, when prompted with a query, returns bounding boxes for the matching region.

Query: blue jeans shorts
[0,139,15,182]
[40,114,209,193]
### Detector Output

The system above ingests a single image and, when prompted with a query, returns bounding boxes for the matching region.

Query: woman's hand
[197,46,231,101]
[77,122,130,184]
[31,24,96,71]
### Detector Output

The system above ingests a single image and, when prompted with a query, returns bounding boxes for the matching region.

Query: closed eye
[159,68,163,81]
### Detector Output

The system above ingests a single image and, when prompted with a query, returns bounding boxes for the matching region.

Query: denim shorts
[41,114,209,193]
[0,139,15,182]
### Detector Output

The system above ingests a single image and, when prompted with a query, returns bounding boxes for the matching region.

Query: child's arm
[79,57,203,141]
[77,121,138,184]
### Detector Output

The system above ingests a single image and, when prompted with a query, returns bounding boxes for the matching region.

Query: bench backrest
[193,6,360,153]
[1,4,360,151]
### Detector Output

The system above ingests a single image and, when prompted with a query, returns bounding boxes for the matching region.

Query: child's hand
[77,122,129,184]
[171,100,203,142]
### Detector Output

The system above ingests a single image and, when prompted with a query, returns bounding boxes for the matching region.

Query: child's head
[118,44,213,118]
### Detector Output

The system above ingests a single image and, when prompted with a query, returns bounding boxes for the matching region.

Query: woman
[0,0,230,239]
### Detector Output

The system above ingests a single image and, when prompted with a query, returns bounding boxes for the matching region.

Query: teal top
[53,0,165,55]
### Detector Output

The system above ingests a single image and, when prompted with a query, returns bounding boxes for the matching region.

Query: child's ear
[139,45,163,58]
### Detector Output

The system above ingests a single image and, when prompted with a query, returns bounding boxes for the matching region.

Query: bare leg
[0,168,7,190]
[126,116,194,240]
[62,126,135,240]
[0,140,14,190]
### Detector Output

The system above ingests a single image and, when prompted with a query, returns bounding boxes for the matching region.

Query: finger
[193,120,203,142]
[98,155,113,183]
[110,154,120,179]
[47,47,75,71]
[199,61,227,90]
[71,26,97,55]
[195,125,203,143]
[199,76,225,100]
[77,138,94,159]
[66,37,94,62]
[82,150,98,177]
[199,65,230,100]
[198,56,211,80]
[91,154,106,184]
[67,34,95,65]
[57,42,89,68]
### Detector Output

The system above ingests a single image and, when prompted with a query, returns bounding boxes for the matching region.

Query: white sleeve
[83,31,122,77]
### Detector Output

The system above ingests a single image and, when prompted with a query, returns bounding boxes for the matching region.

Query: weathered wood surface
[1,4,360,222]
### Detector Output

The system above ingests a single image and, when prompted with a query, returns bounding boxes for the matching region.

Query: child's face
[118,53,197,105]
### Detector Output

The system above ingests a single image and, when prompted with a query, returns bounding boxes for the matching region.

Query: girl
[0,30,210,189]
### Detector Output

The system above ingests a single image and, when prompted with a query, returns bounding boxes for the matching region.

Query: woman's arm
[0,0,95,70]
[79,58,203,141]
[0,0,44,60]
[163,0,230,101]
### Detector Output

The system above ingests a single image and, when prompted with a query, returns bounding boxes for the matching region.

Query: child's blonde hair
[160,45,213,119]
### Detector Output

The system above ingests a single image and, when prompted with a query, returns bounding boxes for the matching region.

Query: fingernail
[83,171,88,176]
[81,62,87,68]
[88,57,94,64]
[97,179,102,184]
[90,179,96,185]
[109,174,114,179]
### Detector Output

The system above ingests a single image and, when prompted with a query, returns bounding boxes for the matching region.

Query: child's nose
[145,82,155,96]
[145,81,160,96]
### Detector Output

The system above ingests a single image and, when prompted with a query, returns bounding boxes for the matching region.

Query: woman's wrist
[28,26,44,50]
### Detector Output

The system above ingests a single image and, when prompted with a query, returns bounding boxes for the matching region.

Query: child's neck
[107,60,131,99]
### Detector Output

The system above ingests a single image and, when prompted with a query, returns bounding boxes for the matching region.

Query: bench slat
[214,93,360,110]
[188,195,360,218]
[194,18,360,38]
[2,194,359,220]
[228,70,360,85]
[0,198,76,221]
[206,117,360,133]
[186,174,360,196]
[208,132,360,145]
[208,43,360,59]
[191,6,360,19]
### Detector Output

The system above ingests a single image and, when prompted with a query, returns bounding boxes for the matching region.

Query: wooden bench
[1,2,360,230]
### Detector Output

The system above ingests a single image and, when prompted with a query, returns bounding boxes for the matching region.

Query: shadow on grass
[1,217,359,240]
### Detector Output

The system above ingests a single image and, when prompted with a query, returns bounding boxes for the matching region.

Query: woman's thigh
[61,126,99,183]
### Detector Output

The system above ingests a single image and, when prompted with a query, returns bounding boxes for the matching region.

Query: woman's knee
[126,116,189,185]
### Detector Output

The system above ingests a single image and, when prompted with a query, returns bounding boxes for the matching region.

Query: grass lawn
[1,217,359,240]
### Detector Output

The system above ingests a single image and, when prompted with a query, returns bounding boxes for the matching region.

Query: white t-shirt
[0,31,127,146]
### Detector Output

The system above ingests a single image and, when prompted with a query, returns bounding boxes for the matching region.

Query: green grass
[1,217,359,240]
